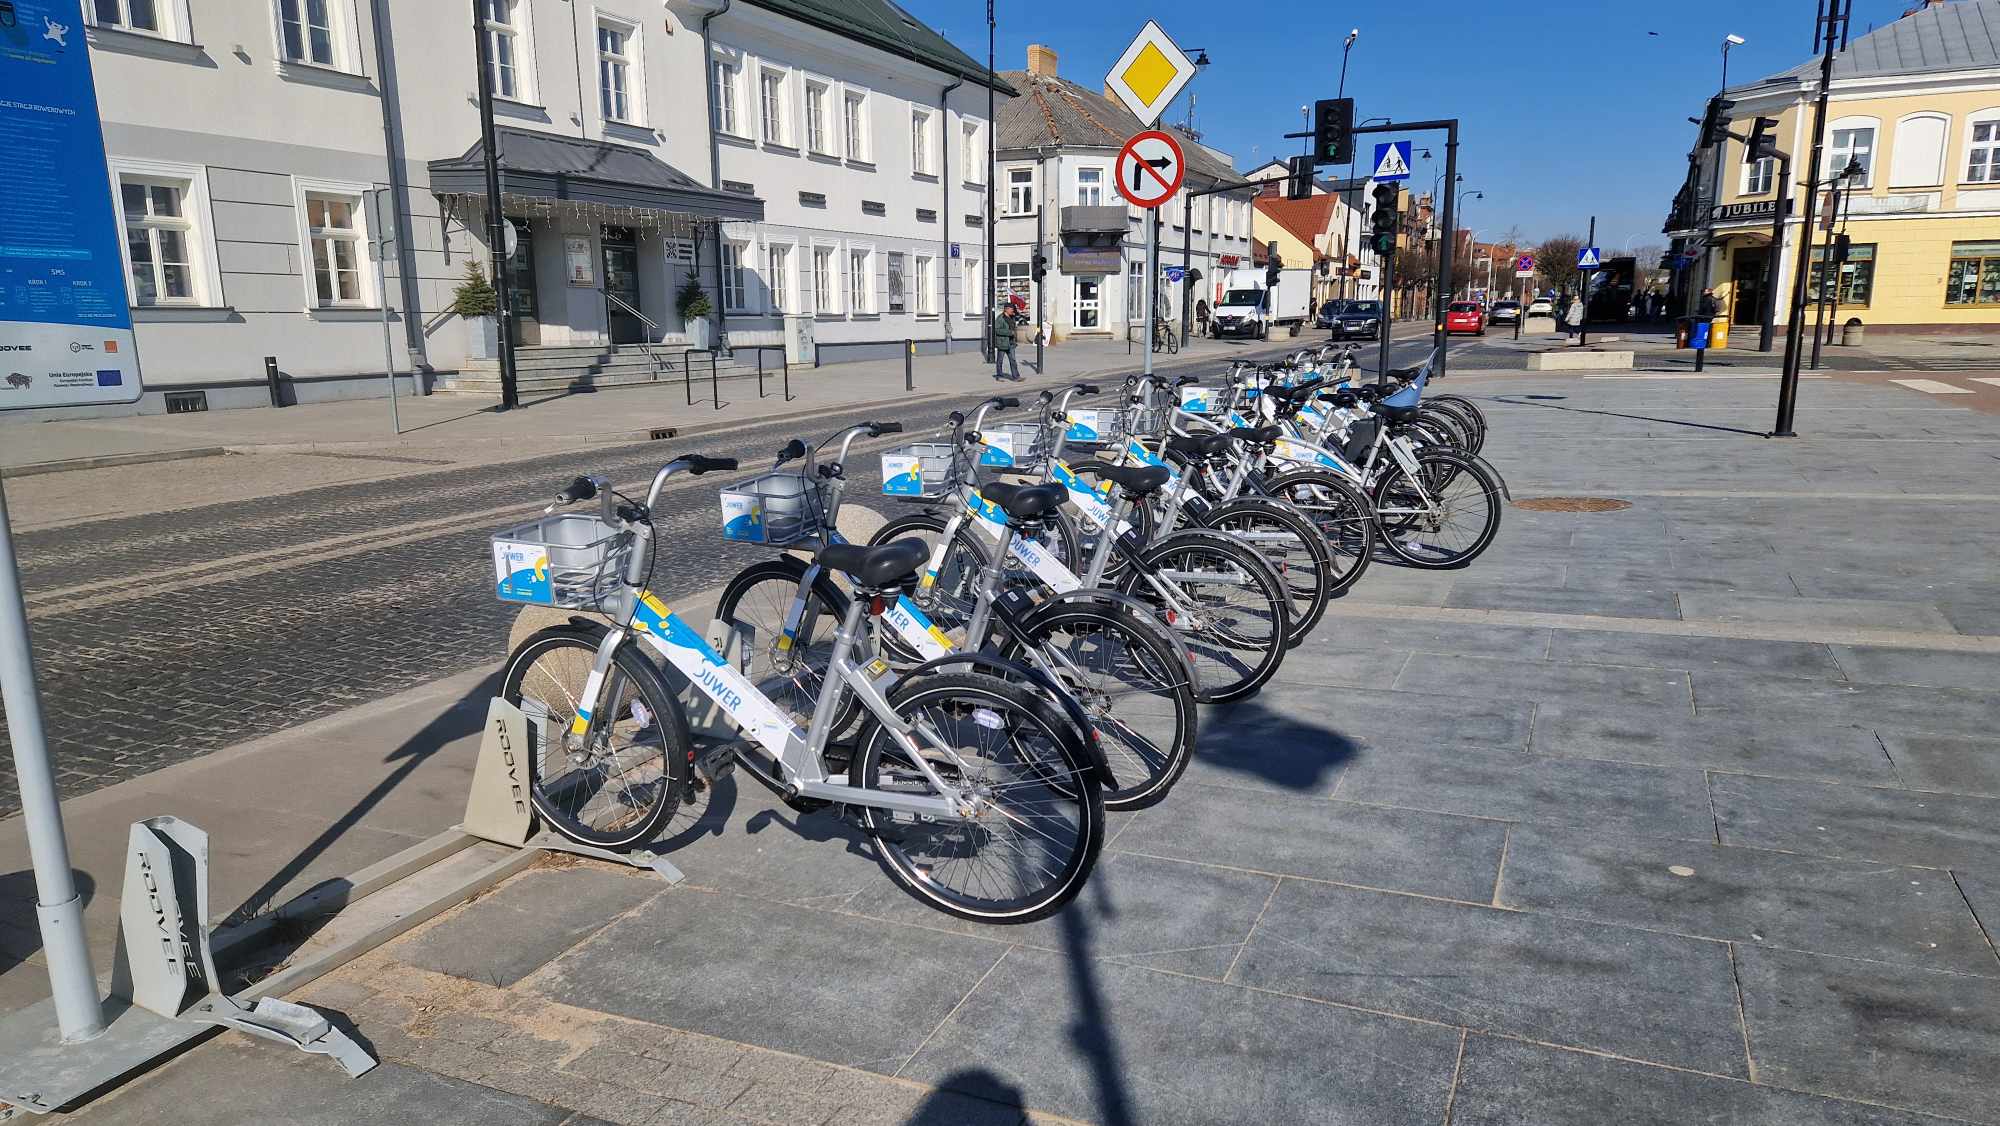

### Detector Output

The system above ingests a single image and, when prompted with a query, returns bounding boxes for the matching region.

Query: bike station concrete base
[9,367,2000,1124]
[1526,349,1634,371]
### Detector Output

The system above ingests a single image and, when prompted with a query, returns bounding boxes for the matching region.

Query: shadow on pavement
[1,868,96,963]
[906,1068,1028,1124]
[1486,393,1771,438]
[1059,878,1137,1126]
[1200,696,1359,794]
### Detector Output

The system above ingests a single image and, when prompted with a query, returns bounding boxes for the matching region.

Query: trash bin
[1708,318,1730,350]
[1675,317,1692,349]
[1687,319,1713,351]
[1841,318,1865,347]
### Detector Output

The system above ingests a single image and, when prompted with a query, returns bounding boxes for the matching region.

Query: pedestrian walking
[1563,295,1585,344]
[1195,298,1210,337]
[1696,288,1719,320]
[990,302,1021,381]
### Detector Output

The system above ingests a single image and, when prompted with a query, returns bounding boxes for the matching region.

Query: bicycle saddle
[1267,379,1325,404]
[1072,462,1172,497]
[1227,424,1285,445]
[1165,433,1238,460]
[982,481,1068,521]
[817,538,928,588]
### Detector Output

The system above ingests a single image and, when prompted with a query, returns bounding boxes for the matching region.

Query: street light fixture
[1454,189,1482,299]
[1722,34,1745,91]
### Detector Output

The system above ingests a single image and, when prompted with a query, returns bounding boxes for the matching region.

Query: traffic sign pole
[1580,216,1596,348]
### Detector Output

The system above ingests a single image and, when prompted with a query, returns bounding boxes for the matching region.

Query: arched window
[1889,112,1949,188]
[1964,109,2000,184]
[1827,116,1880,186]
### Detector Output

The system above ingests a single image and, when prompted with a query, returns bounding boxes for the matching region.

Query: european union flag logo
[96,370,122,386]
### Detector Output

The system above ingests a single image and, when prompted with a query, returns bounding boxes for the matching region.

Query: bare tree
[1537,234,1586,296]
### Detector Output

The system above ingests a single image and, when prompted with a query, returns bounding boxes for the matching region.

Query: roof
[742,0,1013,95]
[994,69,1250,190]
[428,128,764,220]
[1254,195,1337,257]
[1748,0,2000,89]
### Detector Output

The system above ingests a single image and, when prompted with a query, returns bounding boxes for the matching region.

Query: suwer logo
[694,665,743,713]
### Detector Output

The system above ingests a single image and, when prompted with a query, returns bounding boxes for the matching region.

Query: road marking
[1974,378,2000,388]
[1889,378,1972,394]
[1324,602,2000,654]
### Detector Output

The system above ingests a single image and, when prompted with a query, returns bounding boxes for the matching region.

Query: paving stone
[396,868,661,987]
[1693,672,1998,740]
[1497,824,1996,975]
[1529,705,1896,783]
[1878,732,2000,798]
[1112,783,1505,904]
[725,1080,848,1125]
[1547,630,1845,680]
[1334,743,1717,843]
[723,1050,842,1088]
[1393,653,1693,709]
[1678,593,1956,633]
[1953,871,2000,967]
[530,889,1007,1069]
[1711,774,2000,870]
[1735,944,2000,1123]
[660,783,886,904]
[1177,685,1366,795]
[563,1046,675,1092]
[1445,582,1683,620]
[1229,879,1748,1075]
[1297,617,1550,661]
[1831,644,2000,691]
[1447,1033,1955,1126]
[900,946,1460,1126]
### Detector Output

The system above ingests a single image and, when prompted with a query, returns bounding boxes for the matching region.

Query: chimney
[1027,44,1058,78]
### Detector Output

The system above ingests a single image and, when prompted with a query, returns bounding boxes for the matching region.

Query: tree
[1536,234,1586,296]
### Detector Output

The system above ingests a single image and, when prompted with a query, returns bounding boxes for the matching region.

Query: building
[991,45,1254,343]
[28,0,1000,418]
[1243,164,1382,303]
[1663,0,2000,337]
[1251,194,1339,310]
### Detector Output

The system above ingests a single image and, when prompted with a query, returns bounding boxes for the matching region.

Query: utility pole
[1775,0,1851,438]
[471,0,519,410]
[1035,205,1046,373]
[985,0,996,359]
[1760,152,1792,353]
[1579,215,1595,347]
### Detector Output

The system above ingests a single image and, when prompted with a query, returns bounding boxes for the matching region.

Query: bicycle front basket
[718,470,825,545]
[881,442,959,500]
[491,513,632,609]
[981,422,1049,472]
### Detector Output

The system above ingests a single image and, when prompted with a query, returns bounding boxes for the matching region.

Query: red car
[1444,301,1486,335]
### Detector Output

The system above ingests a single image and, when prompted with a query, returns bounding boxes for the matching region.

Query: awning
[428,127,764,223]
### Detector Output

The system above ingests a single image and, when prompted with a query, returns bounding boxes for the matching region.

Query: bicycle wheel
[1258,469,1378,594]
[715,558,857,728]
[1119,530,1290,703]
[853,673,1104,923]
[501,625,691,849]
[870,512,989,629]
[1201,498,1335,645]
[1372,450,1502,569]
[1425,395,1488,455]
[1004,601,1197,810]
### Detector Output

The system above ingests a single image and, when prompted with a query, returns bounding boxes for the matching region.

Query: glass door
[601,225,643,344]
[1073,275,1102,329]
[504,217,540,346]
[1729,249,1766,327]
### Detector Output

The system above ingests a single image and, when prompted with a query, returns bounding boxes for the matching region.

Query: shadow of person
[904,1067,1028,1125]
[1194,696,1360,794]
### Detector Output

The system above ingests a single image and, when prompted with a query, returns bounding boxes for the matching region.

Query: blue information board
[0,0,143,409]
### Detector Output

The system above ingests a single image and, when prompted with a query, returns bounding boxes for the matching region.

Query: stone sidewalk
[8,369,2000,1125]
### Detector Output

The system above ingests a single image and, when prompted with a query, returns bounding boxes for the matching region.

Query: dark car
[1329,299,1383,339]
[1316,301,1345,330]
[1487,300,1522,325]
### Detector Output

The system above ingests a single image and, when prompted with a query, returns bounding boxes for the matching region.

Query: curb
[1,446,232,479]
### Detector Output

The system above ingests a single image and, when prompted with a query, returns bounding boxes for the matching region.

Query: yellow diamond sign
[1104,21,1196,127]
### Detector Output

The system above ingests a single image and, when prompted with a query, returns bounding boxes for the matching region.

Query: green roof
[743,0,1015,95]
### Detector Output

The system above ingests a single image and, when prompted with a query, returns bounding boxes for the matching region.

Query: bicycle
[492,454,1105,923]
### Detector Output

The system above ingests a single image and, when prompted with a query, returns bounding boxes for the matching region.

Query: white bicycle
[491,454,1106,923]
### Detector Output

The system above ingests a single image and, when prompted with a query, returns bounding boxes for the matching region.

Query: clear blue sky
[901,0,1920,250]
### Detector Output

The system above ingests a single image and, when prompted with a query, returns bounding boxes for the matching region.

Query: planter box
[463,315,499,361]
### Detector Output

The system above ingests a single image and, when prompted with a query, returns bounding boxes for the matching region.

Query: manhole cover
[1512,497,1633,512]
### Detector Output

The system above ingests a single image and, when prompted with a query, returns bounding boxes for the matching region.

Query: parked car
[1327,299,1384,340]
[1317,301,1345,330]
[1525,297,1554,317]
[1488,300,1522,325]
[1444,301,1486,335]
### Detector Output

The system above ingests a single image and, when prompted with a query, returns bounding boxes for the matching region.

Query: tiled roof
[1255,194,1337,255]
[1752,0,2000,88]
[742,0,1012,94]
[994,69,1249,189]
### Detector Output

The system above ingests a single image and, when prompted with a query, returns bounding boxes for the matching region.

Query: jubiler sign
[1711,199,1792,222]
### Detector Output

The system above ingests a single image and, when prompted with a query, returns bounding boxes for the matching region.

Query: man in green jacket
[990,302,1021,382]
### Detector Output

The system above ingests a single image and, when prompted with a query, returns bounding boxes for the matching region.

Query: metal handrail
[600,290,687,384]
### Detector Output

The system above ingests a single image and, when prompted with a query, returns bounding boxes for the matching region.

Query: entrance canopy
[429,127,764,225]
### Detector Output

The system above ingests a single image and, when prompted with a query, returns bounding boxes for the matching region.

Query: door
[1730,249,1766,327]
[504,217,541,346]
[601,225,643,344]
[1073,276,1102,329]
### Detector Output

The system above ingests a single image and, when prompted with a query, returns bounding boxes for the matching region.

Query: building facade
[992,46,1255,344]
[1664,0,2000,336]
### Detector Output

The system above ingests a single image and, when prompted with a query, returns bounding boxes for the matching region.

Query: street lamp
[1337,28,1358,100]
[1453,189,1482,298]
[1722,34,1745,92]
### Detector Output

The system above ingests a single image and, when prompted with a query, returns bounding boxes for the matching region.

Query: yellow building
[1665,0,2000,336]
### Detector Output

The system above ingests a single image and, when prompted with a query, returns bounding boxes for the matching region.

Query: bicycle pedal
[694,741,743,785]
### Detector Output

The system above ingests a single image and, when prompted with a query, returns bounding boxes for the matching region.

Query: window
[93,0,160,33]
[597,21,635,124]
[1125,259,1144,321]
[765,244,790,313]
[1742,156,1774,196]
[996,261,1030,303]
[962,121,983,184]
[886,252,907,313]
[848,248,872,313]
[479,0,526,101]
[712,57,740,135]
[1808,242,1874,307]
[911,110,933,176]
[760,68,787,145]
[1945,241,2000,306]
[962,257,982,315]
[721,242,746,312]
[805,81,830,153]
[120,178,195,305]
[1007,168,1034,215]
[914,255,935,315]
[278,0,336,66]
[1889,113,1947,188]
[304,192,366,307]
[811,245,836,314]
[1077,167,1104,207]
[1966,116,2000,184]
[1826,120,1876,185]
[843,90,868,161]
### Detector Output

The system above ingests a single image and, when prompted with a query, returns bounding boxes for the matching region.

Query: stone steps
[436,348,765,395]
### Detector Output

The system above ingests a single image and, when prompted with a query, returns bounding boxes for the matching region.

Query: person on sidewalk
[1562,295,1585,344]
[990,302,1021,381]
[1696,288,1720,321]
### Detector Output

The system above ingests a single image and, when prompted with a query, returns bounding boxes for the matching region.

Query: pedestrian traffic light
[1370,182,1399,255]
[1285,155,1314,201]
[1746,116,1782,162]
[1031,250,1048,283]
[1311,98,1353,165]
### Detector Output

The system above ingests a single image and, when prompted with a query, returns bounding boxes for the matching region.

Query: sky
[899,0,1927,251]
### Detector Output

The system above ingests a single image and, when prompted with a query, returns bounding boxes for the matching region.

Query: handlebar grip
[994,396,1021,409]
[678,454,739,475]
[774,438,808,466]
[1074,383,1101,395]
[554,476,599,506]
[1173,375,1199,387]
[948,410,966,426]
[870,421,905,436]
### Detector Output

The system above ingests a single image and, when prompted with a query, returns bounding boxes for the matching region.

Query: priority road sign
[1577,246,1602,270]
[1371,141,1412,182]
[1103,21,1197,127]
[1115,130,1186,210]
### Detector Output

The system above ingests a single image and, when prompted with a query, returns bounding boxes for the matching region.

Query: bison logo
[4,373,31,390]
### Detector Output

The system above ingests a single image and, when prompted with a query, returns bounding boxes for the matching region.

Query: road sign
[1577,246,1602,270]
[1371,142,1412,182]
[1115,130,1186,210]
[1103,21,1197,127]
[0,0,143,411]
[1163,265,1186,284]
[1515,254,1535,274]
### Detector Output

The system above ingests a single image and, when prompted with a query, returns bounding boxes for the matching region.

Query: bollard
[710,351,722,411]
[756,349,766,399]
[904,339,914,391]
[264,356,286,408]
[783,356,793,402]
[1694,345,1706,372]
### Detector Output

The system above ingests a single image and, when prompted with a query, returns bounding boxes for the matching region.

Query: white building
[991,45,1255,343]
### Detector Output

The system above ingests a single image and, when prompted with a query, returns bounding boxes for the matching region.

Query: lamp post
[1453,189,1481,299]
[1722,33,1745,92]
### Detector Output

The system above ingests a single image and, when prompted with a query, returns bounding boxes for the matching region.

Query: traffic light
[1031,250,1048,283]
[1370,183,1400,255]
[1746,116,1782,162]
[1311,98,1353,165]
[1265,242,1282,287]
[1286,155,1314,201]
[1698,97,1736,148]
[1830,233,1852,264]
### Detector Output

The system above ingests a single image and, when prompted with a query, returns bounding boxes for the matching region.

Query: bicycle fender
[895,652,1114,790]
[1472,455,1513,501]
[1017,590,1204,699]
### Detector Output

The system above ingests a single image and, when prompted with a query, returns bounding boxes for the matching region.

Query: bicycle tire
[1372,449,1503,569]
[715,557,860,733]
[1118,530,1290,703]
[853,673,1104,923]
[501,625,692,850]
[869,511,990,628]
[1257,469,1379,593]
[1200,497,1336,644]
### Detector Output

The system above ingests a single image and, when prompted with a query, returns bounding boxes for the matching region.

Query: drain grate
[1513,497,1633,513]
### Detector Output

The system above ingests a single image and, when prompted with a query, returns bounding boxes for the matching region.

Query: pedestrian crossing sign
[1577,247,1602,270]
[1371,142,1412,182]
